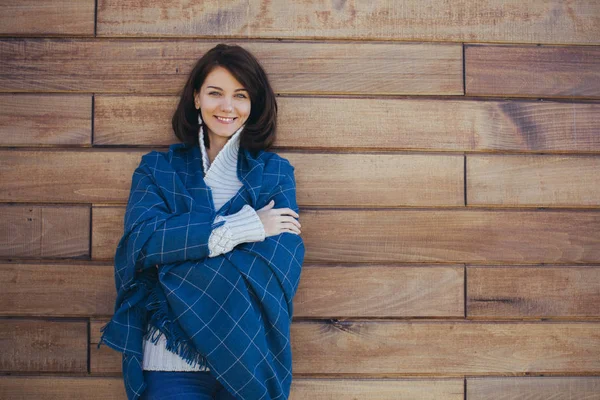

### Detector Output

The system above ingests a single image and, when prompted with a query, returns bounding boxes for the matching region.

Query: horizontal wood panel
[0,376,463,399]
[91,206,123,261]
[467,155,600,206]
[467,376,600,399]
[10,262,460,318]
[96,0,600,45]
[0,94,91,146]
[94,208,600,264]
[466,45,600,98]
[0,319,87,372]
[300,209,600,264]
[0,205,89,259]
[0,0,95,36]
[0,150,463,207]
[295,265,464,318]
[0,39,463,95]
[91,320,600,375]
[0,376,126,400]
[291,321,600,374]
[467,266,600,318]
[0,150,139,203]
[94,96,600,153]
[0,262,115,317]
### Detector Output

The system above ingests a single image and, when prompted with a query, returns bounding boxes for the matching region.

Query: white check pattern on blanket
[99,142,305,400]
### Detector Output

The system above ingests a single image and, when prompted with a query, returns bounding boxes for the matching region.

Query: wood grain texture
[0,0,95,36]
[467,377,600,399]
[0,262,115,316]
[93,208,600,264]
[0,376,464,400]
[94,96,600,153]
[94,95,178,146]
[0,94,91,146]
[295,265,464,318]
[0,262,462,318]
[291,321,600,375]
[0,319,87,372]
[285,152,464,207]
[0,376,126,400]
[467,266,600,318]
[0,205,89,259]
[91,206,124,261]
[467,155,600,207]
[466,45,600,98]
[91,319,600,375]
[298,209,600,264]
[1,149,464,207]
[96,0,600,45]
[0,150,139,203]
[0,39,463,95]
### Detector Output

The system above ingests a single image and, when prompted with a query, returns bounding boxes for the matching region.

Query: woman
[99,44,305,400]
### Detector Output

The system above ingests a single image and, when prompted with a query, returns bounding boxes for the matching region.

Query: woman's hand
[256,200,301,237]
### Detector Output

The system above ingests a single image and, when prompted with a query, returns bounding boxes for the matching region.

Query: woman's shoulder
[139,142,194,165]
[255,150,296,180]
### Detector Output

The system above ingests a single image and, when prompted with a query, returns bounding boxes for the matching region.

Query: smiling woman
[99,44,304,400]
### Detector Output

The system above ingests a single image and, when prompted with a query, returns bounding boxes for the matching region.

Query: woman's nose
[220,98,233,112]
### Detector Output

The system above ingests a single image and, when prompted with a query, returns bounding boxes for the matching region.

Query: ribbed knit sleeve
[208,204,266,258]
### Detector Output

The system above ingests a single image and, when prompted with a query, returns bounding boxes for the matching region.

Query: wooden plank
[468,377,600,399]
[0,39,463,95]
[94,96,600,153]
[0,376,126,400]
[0,262,462,318]
[291,321,600,374]
[0,205,89,259]
[284,153,464,207]
[1,150,464,207]
[91,319,600,375]
[91,206,124,261]
[291,378,463,400]
[94,95,178,146]
[0,150,139,203]
[0,376,464,400]
[466,45,600,98]
[299,209,600,264]
[467,266,600,318]
[295,265,464,318]
[0,319,87,372]
[94,208,600,264]
[0,0,95,36]
[0,94,91,146]
[467,155,600,207]
[0,262,115,317]
[96,0,600,45]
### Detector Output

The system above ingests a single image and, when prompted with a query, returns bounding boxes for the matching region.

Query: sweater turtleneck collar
[199,125,243,176]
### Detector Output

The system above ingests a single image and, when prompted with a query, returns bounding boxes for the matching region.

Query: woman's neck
[206,131,229,164]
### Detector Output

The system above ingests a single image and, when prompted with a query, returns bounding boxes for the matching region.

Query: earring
[197,111,203,125]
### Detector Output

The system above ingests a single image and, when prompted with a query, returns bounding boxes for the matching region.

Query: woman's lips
[214,116,237,124]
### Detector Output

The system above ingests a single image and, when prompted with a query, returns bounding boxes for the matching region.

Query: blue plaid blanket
[98,142,305,400]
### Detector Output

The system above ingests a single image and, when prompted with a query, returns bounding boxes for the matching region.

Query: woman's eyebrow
[206,85,247,92]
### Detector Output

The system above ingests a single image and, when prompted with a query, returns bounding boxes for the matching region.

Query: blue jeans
[140,371,237,400]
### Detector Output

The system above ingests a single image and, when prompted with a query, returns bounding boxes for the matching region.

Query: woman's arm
[208,204,265,257]
[123,163,218,271]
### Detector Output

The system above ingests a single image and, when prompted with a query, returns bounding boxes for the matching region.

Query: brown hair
[172,44,277,153]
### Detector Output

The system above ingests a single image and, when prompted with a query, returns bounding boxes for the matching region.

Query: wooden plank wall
[1,0,599,398]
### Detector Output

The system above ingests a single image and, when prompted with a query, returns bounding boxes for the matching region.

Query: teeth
[216,116,234,122]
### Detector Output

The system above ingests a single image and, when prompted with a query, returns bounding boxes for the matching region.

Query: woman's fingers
[279,215,301,228]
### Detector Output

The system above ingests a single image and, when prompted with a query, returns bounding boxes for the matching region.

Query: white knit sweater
[142,128,266,371]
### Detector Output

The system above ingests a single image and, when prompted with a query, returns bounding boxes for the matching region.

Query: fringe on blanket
[143,281,210,370]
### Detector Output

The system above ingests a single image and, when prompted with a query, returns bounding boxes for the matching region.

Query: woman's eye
[209,91,221,96]
[236,93,248,99]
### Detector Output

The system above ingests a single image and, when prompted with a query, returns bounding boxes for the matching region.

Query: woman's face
[194,66,251,141]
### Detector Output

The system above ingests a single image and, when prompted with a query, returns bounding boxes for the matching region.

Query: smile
[215,116,236,123]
